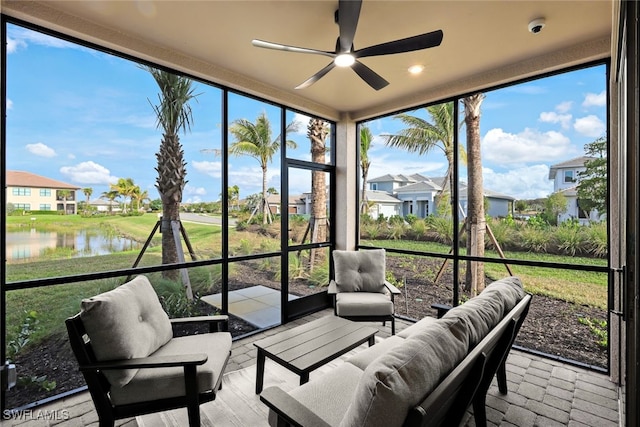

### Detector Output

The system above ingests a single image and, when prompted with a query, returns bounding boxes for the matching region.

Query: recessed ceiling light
[408,65,425,75]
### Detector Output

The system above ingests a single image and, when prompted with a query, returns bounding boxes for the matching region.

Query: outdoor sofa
[260,276,531,427]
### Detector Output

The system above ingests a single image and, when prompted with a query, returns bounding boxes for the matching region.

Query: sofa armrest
[80,353,208,371]
[260,386,332,427]
[431,303,452,319]
[171,314,229,332]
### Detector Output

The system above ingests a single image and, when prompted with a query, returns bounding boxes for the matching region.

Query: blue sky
[6,23,607,203]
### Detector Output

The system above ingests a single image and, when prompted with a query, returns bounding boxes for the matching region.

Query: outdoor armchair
[328,249,401,335]
[65,275,232,427]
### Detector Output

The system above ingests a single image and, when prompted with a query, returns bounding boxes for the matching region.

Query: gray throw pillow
[340,317,469,427]
[333,249,386,293]
[80,275,173,387]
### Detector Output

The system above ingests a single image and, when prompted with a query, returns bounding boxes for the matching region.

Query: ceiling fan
[252,0,443,91]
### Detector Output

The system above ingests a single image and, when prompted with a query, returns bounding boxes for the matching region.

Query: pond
[5,228,141,261]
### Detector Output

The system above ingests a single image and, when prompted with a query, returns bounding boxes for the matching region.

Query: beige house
[6,170,80,214]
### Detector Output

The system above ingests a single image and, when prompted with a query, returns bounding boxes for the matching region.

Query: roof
[548,156,596,179]
[6,170,80,190]
[393,180,442,193]
[364,190,401,204]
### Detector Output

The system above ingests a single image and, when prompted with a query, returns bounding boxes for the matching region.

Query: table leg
[256,349,266,394]
[368,335,376,346]
[300,372,310,385]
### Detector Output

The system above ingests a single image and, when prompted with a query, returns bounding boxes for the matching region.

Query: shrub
[520,227,549,253]
[554,224,587,256]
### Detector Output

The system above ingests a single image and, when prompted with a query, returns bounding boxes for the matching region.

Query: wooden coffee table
[254,316,377,394]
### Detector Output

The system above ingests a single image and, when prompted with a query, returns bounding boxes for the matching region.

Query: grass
[362,238,608,309]
[4,214,609,352]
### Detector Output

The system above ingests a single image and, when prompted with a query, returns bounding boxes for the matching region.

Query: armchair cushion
[335,293,393,317]
[340,317,469,427]
[333,249,386,293]
[80,275,173,387]
[110,332,232,405]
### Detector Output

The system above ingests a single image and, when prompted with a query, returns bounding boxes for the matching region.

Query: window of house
[12,188,31,196]
[40,189,51,196]
[39,204,51,210]
[564,170,575,183]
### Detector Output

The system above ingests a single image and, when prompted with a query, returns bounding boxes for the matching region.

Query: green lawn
[4,214,609,351]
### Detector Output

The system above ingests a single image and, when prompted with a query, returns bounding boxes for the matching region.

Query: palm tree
[132,187,150,212]
[143,66,198,278]
[110,177,136,214]
[360,125,373,214]
[82,187,93,214]
[385,102,462,214]
[462,94,486,295]
[58,189,73,215]
[101,190,119,214]
[308,118,329,250]
[229,112,298,224]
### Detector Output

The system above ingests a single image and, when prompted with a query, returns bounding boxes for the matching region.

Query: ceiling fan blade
[295,62,336,89]
[252,39,335,58]
[351,60,389,91]
[338,0,362,52]
[355,30,444,58]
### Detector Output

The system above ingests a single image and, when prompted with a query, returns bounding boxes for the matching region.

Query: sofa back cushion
[333,249,386,293]
[340,317,469,427]
[80,275,173,387]
[443,276,524,347]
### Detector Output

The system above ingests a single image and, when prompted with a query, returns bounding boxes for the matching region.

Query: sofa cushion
[340,317,469,427]
[396,315,438,339]
[110,332,232,405]
[80,275,173,387]
[481,276,525,313]
[334,249,386,293]
[346,336,405,371]
[270,362,365,427]
[336,293,393,317]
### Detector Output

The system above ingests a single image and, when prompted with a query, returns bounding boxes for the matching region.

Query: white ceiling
[2,0,613,120]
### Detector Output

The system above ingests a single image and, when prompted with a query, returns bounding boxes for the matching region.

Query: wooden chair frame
[66,314,231,427]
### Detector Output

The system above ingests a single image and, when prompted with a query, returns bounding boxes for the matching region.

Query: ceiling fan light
[408,64,425,75]
[334,53,355,67]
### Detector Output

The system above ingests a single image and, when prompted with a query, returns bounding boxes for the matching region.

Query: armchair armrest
[431,303,452,319]
[383,280,402,295]
[260,386,332,427]
[328,280,338,295]
[171,314,229,332]
[80,353,208,371]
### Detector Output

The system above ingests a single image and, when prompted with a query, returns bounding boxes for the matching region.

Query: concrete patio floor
[1,309,621,427]
[201,285,299,329]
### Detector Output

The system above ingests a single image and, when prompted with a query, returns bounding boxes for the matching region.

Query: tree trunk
[361,163,369,214]
[156,133,186,282]
[308,119,328,269]
[463,94,486,295]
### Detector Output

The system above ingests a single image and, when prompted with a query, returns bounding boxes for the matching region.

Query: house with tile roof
[548,156,603,224]
[6,170,80,214]
[367,173,515,219]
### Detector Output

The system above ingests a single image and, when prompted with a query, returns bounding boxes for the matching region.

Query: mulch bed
[6,257,607,409]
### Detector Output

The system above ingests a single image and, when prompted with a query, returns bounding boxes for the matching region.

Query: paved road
[180,212,236,226]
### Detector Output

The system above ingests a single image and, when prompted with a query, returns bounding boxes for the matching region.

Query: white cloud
[26,142,56,158]
[6,37,26,54]
[482,128,574,164]
[192,160,222,178]
[60,161,118,185]
[184,184,207,203]
[556,101,573,113]
[573,115,605,138]
[582,90,606,108]
[539,111,572,129]
[6,99,13,110]
[292,113,311,135]
[483,164,553,200]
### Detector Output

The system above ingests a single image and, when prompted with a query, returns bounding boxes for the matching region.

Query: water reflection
[6,229,141,261]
